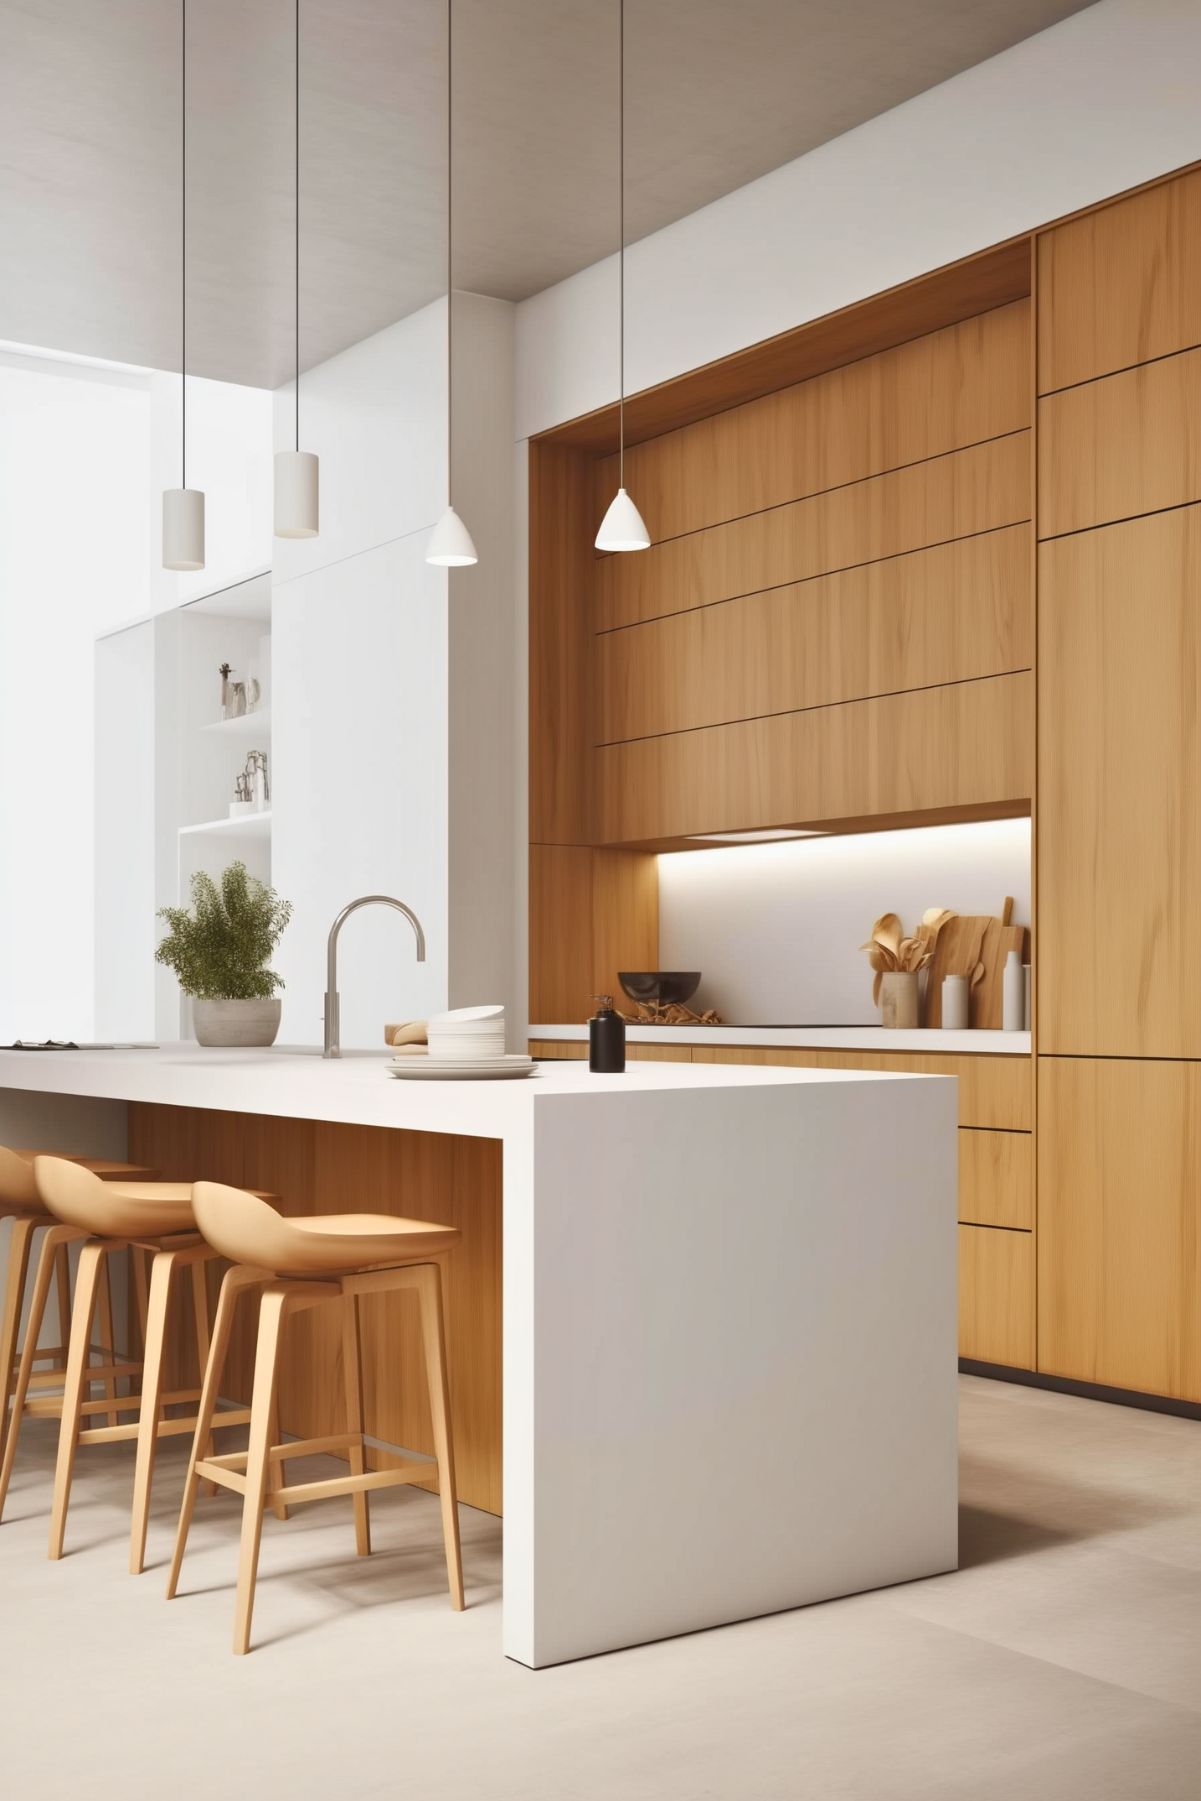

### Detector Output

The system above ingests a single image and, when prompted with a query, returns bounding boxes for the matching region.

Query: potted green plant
[156,861,293,1048]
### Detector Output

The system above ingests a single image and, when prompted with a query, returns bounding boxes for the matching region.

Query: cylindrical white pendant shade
[595,486,650,552]
[426,504,478,568]
[274,448,320,539]
[162,487,205,571]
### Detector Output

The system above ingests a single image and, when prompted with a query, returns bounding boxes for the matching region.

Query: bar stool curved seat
[170,1182,465,1654]
[1,1144,159,1485]
[2,1158,270,1571]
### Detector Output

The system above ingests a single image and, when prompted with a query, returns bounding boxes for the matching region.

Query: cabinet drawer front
[528,1041,692,1064]
[692,1045,1031,1131]
[959,1129,1033,1230]
[959,1225,1034,1369]
[529,1040,588,1060]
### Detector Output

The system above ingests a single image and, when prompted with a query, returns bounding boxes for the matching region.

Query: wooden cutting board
[925,914,1029,1028]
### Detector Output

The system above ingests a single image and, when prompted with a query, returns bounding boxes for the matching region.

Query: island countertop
[0,1041,944,1141]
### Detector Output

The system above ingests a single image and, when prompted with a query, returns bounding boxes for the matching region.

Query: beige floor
[1,1374,1199,1800]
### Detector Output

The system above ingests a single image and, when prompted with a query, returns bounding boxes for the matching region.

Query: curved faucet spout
[324,895,427,1058]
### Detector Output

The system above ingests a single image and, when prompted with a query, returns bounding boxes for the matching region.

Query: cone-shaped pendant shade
[426,503,478,567]
[595,485,650,553]
[162,487,205,571]
[274,448,319,538]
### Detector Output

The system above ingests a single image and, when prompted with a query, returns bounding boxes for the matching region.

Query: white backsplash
[657,818,1032,1025]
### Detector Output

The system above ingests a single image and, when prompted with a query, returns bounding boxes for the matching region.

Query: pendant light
[426,0,478,568]
[162,0,205,572]
[595,0,649,554]
[274,0,319,538]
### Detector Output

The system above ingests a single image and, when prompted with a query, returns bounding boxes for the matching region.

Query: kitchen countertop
[530,1023,1032,1056]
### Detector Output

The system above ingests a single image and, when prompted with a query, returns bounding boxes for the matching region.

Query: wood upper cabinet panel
[1038,168,1201,394]
[594,301,1031,544]
[691,1044,1032,1131]
[596,671,1032,845]
[959,1225,1034,1369]
[959,1128,1033,1230]
[595,526,1031,745]
[1038,348,1201,538]
[1038,1057,1201,1401]
[529,845,658,1024]
[529,443,597,843]
[1038,510,1201,1056]
[597,433,1030,632]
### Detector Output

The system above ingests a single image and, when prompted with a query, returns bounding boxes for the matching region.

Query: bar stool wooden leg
[95,1257,120,1431]
[1,1216,37,1462]
[0,1225,78,1519]
[168,1265,253,1601]
[233,1288,289,1655]
[266,1393,288,1521]
[128,1247,177,1575]
[48,1241,106,1560]
[53,1244,72,1373]
[132,1248,149,1355]
[341,1291,371,1557]
[415,1263,464,1610]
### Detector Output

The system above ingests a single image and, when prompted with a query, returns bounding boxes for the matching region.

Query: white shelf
[178,811,272,840]
[200,708,271,739]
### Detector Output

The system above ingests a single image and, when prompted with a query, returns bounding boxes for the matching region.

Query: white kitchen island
[0,1045,958,1668]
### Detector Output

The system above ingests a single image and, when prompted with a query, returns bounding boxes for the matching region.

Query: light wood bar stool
[2,1157,264,1572]
[1,1145,160,1469]
[169,1181,465,1655]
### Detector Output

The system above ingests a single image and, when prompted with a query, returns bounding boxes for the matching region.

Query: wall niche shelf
[178,811,272,841]
[201,708,271,739]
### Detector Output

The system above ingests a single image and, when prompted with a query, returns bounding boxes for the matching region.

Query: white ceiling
[0,0,1092,387]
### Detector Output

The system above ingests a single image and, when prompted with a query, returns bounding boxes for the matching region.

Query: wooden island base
[128,1102,503,1516]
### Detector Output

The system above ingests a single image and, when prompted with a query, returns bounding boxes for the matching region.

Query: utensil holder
[879,971,920,1029]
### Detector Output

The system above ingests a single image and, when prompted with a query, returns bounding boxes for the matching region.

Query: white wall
[271,295,518,1049]
[657,820,1032,1027]
[516,0,1201,438]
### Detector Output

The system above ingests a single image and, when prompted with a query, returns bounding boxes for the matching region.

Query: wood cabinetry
[1038,1058,1201,1402]
[596,671,1032,846]
[959,1129,1033,1230]
[1038,508,1201,1057]
[959,1225,1035,1369]
[690,1044,1031,1130]
[529,845,658,1023]
[1037,166,1201,393]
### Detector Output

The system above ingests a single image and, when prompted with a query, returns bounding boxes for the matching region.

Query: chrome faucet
[323,895,426,1059]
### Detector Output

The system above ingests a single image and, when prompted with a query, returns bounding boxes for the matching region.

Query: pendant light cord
[446,0,454,504]
[295,0,300,452]
[618,0,625,488]
[181,0,187,490]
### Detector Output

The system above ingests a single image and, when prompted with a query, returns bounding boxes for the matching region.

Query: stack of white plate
[426,1004,506,1060]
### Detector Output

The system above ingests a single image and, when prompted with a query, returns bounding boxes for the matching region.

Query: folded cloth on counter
[385,1019,428,1048]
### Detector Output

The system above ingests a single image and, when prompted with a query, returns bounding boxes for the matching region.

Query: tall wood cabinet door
[1039,508,1201,1057]
[1038,1058,1201,1402]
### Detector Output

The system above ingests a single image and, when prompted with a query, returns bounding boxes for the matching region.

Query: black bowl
[619,971,702,1006]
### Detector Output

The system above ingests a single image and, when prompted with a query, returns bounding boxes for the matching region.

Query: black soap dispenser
[589,995,626,1073]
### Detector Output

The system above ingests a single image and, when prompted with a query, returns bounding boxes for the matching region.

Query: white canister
[942,973,969,1030]
[1002,949,1025,1031]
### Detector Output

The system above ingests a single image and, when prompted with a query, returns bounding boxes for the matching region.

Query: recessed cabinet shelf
[200,707,271,739]
[178,811,272,840]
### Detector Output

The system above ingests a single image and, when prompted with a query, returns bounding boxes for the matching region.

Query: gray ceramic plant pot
[192,997,281,1048]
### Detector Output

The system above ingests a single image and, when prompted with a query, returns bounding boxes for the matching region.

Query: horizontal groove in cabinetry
[959,1127,1033,1230]
[596,672,1033,847]
[597,433,1031,632]
[594,301,1031,544]
[1037,340,1201,402]
[1038,346,1201,538]
[595,526,1032,745]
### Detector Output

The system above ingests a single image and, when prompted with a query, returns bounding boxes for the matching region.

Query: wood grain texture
[1038,1058,1201,1401]
[529,441,597,842]
[597,432,1030,633]
[594,302,1032,545]
[690,1045,1032,1131]
[126,1104,503,1514]
[958,1224,1035,1368]
[1038,166,1201,394]
[542,239,1031,454]
[528,845,659,1023]
[959,1128,1033,1230]
[1038,347,1201,538]
[595,671,1033,845]
[595,526,1032,745]
[527,1041,693,1063]
[1038,510,1201,1057]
